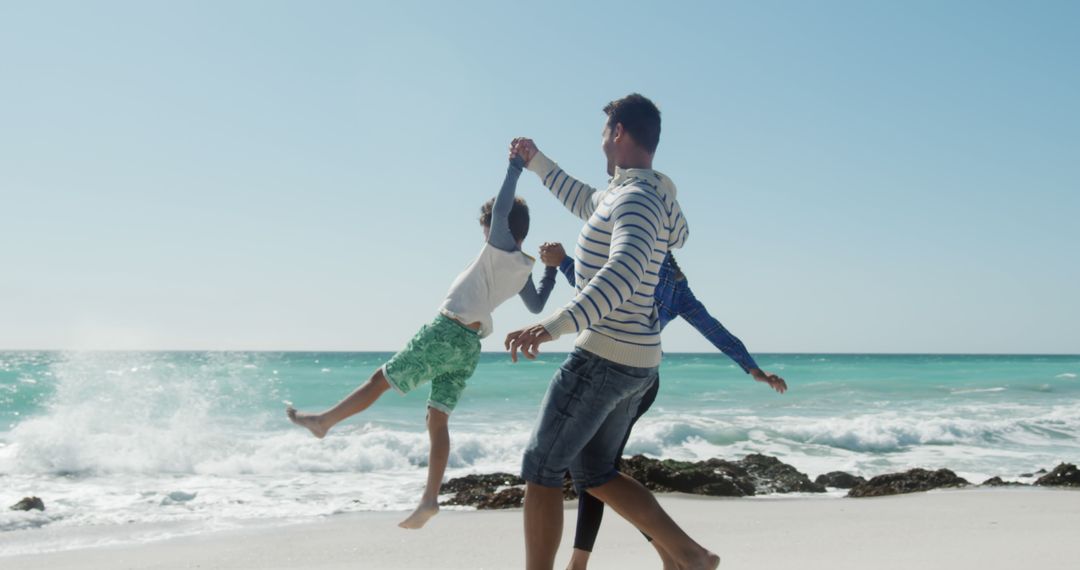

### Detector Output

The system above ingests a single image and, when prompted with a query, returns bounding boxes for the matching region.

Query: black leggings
[572,376,660,552]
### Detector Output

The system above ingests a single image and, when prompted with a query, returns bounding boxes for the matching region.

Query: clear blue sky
[2,1,1077,354]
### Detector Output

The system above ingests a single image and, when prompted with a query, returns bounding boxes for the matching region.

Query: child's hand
[509,137,539,166]
[750,368,788,394]
[539,242,566,267]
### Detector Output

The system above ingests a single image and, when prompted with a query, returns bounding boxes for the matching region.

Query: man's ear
[612,122,625,142]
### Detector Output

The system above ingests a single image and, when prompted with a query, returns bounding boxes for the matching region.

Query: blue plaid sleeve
[673,281,759,373]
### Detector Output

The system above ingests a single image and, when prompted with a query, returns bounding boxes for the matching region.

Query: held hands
[504,324,553,362]
[509,137,539,166]
[538,242,567,268]
[750,368,788,394]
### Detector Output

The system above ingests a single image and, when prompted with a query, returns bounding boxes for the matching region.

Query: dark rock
[1035,463,1080,488]
[848,468,969,498]
[815,471,868,489]
[9,497,45,511]
[476,487,525,509]
[441,473,525,508]
[621,455,756,497]
[441,473,523,494]
[739,454,826,494]
[981,477,1026,487]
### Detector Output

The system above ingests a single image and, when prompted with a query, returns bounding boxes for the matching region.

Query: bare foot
[286,407,328,439]
[397,500,439,529]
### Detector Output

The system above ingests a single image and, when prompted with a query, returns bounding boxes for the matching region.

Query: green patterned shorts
[381,314,481,414]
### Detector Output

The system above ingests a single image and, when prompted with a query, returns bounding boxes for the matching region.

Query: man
[506,94,720,570]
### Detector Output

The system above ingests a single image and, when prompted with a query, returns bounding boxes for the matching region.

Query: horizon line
[1,349,1078,357]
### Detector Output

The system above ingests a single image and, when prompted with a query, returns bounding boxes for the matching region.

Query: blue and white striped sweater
[528,151,688,368]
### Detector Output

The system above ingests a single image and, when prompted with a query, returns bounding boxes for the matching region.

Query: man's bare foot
[286,407,328,439]
[397,500,439,529]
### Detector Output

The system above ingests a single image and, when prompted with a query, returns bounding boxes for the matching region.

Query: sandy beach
[3,487,1078,569]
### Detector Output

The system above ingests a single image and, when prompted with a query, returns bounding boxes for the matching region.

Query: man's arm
[511,138,601,222]
[488,156,526,252]
[537,189,661,340]
[518,267,559,314]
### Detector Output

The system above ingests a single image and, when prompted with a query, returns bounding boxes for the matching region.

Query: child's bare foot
[702,552,721,569]
[397,500,439,529]
[286,406,328,439]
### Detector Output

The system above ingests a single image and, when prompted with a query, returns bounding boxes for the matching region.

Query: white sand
[3,487,1079,569]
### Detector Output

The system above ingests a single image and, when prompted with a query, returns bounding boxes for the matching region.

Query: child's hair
[479,197,530,243]
[669,254,686,280]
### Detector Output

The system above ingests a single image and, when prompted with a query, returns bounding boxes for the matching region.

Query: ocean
[1,351,1078,555]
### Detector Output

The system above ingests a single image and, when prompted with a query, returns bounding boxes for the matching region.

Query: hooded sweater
[527,151,688,368]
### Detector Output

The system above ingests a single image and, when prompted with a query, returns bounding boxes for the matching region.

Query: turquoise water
[1,351,1079,554]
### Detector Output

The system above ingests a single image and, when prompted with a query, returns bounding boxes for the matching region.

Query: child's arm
[539,242,577,287]
[558,257,575,287]
[488,156,526,252]
[673,281,759,373]
[675,282,787,393]
[518,266,559,313]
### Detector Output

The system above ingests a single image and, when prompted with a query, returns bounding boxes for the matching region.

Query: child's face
[482,224,490,241]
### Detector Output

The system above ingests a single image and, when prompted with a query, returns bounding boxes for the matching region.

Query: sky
[1,0,1077,354]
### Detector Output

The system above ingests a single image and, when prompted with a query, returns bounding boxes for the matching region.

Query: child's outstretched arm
[488,156,526,252]
[518,266,559,313]
[674,282,787,393]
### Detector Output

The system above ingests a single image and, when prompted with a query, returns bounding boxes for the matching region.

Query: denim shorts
[521,348,659,489]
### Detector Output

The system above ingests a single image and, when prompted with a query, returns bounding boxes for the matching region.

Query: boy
[287,155,557,529]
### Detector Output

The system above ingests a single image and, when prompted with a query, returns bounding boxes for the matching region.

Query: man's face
[601,122,617,176]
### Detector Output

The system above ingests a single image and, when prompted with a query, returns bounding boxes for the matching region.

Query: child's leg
[398,406,449,529]
[286,367,391,439]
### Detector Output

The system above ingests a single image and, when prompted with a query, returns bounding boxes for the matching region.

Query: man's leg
[570,366,718,570]
[286,368,391,438]
[587,476,719,570]
[399,406,449,529]
[525,482,565,570]
[521,351,619,570]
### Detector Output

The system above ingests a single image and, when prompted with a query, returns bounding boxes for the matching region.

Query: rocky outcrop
[442,454,825,508]
[848,468,969,498]
[815,471,867,489]
[980,476,1026,487]
[441,473,525,509]
[9,497,45,511]
[620,455,757,497]
[740,454,826,494]
[1035,463,1080,488]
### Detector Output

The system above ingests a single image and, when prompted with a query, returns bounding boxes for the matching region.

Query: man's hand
[750,368,788,394]
[509,137,539,166]
[539,242,567,268]
[504,324,553,362]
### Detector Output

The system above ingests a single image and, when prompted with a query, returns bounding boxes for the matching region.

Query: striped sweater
[528,151,688,368]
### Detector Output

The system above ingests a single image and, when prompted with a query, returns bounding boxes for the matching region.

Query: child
[287,155,557,529]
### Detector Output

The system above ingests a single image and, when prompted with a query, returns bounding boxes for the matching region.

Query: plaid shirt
[559,255,759,373]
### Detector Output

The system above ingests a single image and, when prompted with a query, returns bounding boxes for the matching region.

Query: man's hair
[603,93,661,154]
[479,196,530,243]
